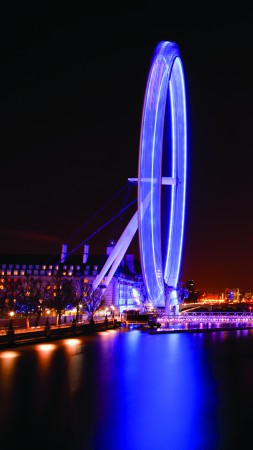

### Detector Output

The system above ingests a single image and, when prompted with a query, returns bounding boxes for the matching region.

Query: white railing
[156,312,253,327]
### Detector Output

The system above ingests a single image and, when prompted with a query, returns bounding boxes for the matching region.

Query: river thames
[0,327,253,450]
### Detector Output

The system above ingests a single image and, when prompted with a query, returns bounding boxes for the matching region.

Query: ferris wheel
[138,41,187,307]
[93,41,187,311]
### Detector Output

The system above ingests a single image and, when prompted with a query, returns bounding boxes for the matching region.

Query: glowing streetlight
[46,309,50,326]
[7,311,15,345]
[8,311,14,329]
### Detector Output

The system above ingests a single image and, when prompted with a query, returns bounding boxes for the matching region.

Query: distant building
[225,288,240,302]
[185,280,197,303]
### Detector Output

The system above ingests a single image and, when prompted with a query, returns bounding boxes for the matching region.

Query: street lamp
[111,305,115,318]
[7,311,15,345]
[44,309,51,339]
[46,309,50,326]
[9,311,14,330]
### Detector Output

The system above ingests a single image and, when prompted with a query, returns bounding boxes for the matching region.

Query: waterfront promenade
[2,311,253,349]
[0,317,119,349]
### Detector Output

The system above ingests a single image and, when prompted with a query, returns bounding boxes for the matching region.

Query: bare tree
[50,275,74,326]
[0,277,19,316]
[71,278,87,322]
[14,276,48,328]
[82,283,104,323]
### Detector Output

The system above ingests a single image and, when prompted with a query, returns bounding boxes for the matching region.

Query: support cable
[54,197,137,265]
[110,182,133,244]
[66,181,129,245]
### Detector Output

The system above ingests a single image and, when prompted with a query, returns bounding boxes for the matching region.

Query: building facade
[0,246,146,316]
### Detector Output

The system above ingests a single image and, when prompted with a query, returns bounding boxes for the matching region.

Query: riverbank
[3,318,253,350]
[0,319,119,349]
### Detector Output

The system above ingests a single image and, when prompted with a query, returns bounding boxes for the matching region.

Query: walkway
[150,312,253,333]
[0,318,119,349]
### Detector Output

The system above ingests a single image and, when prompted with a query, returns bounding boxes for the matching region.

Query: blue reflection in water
[2,329,253,450]
[80,330,219,450]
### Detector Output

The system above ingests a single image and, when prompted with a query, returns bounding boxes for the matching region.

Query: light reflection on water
[1,329,253,449]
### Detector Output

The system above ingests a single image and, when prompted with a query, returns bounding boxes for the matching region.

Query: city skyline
[1,6,253,293]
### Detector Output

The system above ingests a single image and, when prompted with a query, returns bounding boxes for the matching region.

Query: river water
[0,327,253,450]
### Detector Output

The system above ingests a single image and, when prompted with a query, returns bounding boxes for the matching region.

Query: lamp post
[46,309,50,326]
[111,305,115,318]
[44,309,51,339]
[9,311,14,330]
[7,311,15,345]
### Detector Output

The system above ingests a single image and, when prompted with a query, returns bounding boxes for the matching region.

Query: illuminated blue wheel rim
[138,41,187,307]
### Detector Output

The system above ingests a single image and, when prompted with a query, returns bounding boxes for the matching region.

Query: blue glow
[89,330,220,450]
[164,57,187,289]
[138,41,187,308]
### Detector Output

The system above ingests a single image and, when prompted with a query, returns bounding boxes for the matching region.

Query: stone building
[0,244,145,316]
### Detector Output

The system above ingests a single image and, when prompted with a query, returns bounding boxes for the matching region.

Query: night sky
[1,4,253,293]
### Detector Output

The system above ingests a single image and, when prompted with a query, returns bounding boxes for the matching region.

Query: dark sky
[1,4,253,293]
